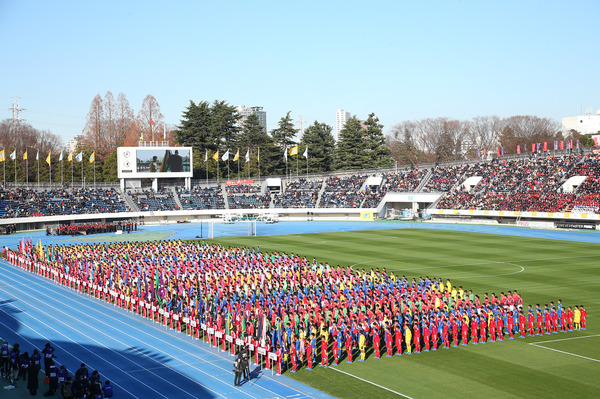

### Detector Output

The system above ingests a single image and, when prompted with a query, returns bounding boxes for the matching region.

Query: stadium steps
[119,187,140,212]
[415,168,433,192]
[221,183,230,209]
[316,179,327,208]
[171,187,183,210]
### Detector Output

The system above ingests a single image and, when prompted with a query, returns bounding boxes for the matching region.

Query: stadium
[1,146,599,399]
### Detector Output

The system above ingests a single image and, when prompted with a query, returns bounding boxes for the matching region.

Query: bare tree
[82,94,105,154]
[466,115,502,153]
[115,93,135,147]
[103,91,116,156]
[136,94,165,143]
[499,115,561,153]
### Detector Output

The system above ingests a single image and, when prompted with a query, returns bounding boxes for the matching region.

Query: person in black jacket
[233,355,243,386]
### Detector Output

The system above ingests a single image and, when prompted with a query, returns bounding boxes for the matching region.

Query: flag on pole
[245,149,250,162]
[233,149,239,162]
[517,145,521,154]
[257,148,260,163]
[497,148,501,157]
[560,141,564,150]
[76,152,83,162]
[543,142,547,152]
[303,145,308,158]
[554,141,558,151]
[212,151,219,161]
[46,151,51,165]
[36,151,39,161]
[10,150,16,161]
[23,151,27,160]
[289,145,298,156]
[140,129,144,140]
[68,152,73,162]
[204,150,208,162]
[89,152,95,163]
[59,152,63,161]
[284,147,288,161]
[222,149,229,161]
[0,149,5,162]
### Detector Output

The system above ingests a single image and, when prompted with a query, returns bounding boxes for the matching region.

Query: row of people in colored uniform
[15,240,588,376]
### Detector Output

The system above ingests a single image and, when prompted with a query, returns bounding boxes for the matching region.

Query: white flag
[245,149,250,162]
[303,145,308,159]
[204,149,208,162]
[10,150,16,161]
[221,149,229,161]
[284,147,288,161]
[36,151,39,161]
[59,152,63,161]
[76,152,83,162]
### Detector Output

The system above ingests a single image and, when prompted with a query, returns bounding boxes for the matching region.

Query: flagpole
[71,156,74,187]
[81,154,84,188]
[14,150,17,185]
[49,154,52,188]
[61,155,63,186]
[93,152,96,186]
[37,152,39,186]
[296,152,299,180]
[258,147,260,180]
[25,149,28,184]
[247,148,250,178]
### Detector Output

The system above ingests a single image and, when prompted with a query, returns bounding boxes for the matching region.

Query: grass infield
[207,228,600,399]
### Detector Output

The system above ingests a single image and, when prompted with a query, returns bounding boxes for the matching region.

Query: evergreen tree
[210,100,241,149]
[364,113,393,168]
[300,121,335,173]
[173,101,213,149]
[333,116,367,170]
[239,113,280,177]
[271,111,298,150]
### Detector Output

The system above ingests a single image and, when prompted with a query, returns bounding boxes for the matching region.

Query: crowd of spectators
[436,154,600,213]
[129,189,178,212]
[178,186,225,210]
[319,175,367,208]
[53,220,138,236]
[228,193,272,209]
[273,179,322,208]
[0,187,128,218]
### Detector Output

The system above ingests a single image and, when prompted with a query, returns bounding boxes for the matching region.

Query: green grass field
[208,228,600,399]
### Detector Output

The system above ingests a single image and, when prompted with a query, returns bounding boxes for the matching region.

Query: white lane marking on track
[0,261,306,399]
[330,366,415,398]
[0,269,231,399]
[0,313,147,398]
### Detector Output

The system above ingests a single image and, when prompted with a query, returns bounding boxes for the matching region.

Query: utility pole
[9,97,26,186]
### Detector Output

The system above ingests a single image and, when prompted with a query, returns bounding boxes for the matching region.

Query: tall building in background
[237,105,267,132]
[67,134,83,154]
[335,109,351,141]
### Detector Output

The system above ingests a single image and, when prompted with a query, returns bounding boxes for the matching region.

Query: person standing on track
[42,342,56,377]
[233,355,243,386]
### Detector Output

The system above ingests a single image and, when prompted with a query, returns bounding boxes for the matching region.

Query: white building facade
[335,109,351,141]
[562,110,600,135]
[236,105,267,132]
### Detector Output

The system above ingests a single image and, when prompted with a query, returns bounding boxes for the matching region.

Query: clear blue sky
[1,0,598,145]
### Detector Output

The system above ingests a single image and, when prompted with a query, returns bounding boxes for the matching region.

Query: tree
[363,113,392,168]
[271,111,298,150]
[137,94,165,144]
[465,115,502,157]
[567,129,594,148]
[498,115,561,154]
[300,121,335,173]
[82,94,104,155]
[174,101,213,149]
[115,93,134,148]
[333,116,368,170]
[388,121,423,166]
[210,100,240,149]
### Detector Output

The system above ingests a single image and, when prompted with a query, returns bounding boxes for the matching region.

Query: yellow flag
[233,149,239,162]
[212,151,219,161]
[89,152,95,163]
[46,151,51,165]
[289,145,298,156]
[68,152,73,162]
[0,149,4,162]
[23,151,28,160]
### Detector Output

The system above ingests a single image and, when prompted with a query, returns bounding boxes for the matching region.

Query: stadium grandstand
[1,150,599,232]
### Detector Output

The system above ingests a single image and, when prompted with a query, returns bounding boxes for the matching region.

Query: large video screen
[136,149,191,173]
